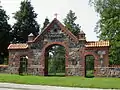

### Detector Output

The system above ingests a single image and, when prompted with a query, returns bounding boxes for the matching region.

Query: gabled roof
[8,19,109,50]
[85,41,109,47]
[28,18,79,43]
[8,44,28,50]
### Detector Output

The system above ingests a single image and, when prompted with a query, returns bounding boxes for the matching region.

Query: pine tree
[0,5,11,64]
[12,0,39,43]
[63,10,81,36]
[41,17,49,31]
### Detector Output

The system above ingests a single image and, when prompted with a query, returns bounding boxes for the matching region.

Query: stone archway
[41,42,69,76]
[7,18,110,77]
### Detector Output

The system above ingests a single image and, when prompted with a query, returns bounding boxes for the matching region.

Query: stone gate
[7,18,110,77]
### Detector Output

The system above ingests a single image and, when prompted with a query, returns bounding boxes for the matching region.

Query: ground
[0,74,120,89]
[0,83,110,90]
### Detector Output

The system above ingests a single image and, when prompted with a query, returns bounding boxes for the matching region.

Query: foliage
[85,56,94,77]
[0,5,11,64]
[90,0,120,64]
[85,55,94,70]
[12,0,39,43]
[41,17,50,31]
[63,10,81,36]
[48,45,65,75]
[0,74,120,89]
[86,70,94,78]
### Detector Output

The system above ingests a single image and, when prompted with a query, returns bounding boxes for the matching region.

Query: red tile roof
[8,44,28,50]
[0,65,8,67]
[85,41,109,47]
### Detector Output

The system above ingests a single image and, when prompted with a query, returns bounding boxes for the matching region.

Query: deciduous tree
[90,0,120,64]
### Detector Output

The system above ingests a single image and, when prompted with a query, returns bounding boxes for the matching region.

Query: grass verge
[0,74,120,89]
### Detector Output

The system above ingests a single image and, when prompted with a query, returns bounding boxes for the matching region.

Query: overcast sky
[1,0,99,41]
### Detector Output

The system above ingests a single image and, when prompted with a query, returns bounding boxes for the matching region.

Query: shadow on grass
[18,73,65,77]
[47,75,65,77]
[85,75,94,78]
[45,73,65,77]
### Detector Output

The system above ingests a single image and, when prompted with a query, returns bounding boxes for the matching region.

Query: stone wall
[8,49,29,74]
[30,49,41,65]
[0,65,8,73]
[27,49,43,75]
[7,18,112,77]
[8,46,115,77]
[66,48,84,76]
[85,47,109,77]
[95,67,120,77]
[85,47,109,67]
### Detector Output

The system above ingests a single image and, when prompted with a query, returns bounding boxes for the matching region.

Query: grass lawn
[86,70,94,78]
[0,74,120,89]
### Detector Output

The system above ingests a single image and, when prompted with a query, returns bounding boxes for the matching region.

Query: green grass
[86,70,94,78]
[0,74,120,89]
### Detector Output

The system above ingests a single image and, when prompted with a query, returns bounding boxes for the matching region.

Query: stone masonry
[5,18,119,77]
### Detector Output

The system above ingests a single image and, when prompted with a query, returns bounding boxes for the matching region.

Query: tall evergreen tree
[12,0,39,43]
[41,17,49,31]
[0,5,11,64]
[63,10,81,36]
[90,0,120,64]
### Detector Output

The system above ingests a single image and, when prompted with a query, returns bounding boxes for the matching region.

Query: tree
[0,5,11,64]
[41,17,49,31]
[63,10,81,36]
[90,0,120,64]
[48,45,65,75]
[12,0,39,43]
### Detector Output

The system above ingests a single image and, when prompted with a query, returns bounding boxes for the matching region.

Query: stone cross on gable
[54,13,58,19]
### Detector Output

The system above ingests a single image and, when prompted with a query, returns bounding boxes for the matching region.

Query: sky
[1,0,99,41]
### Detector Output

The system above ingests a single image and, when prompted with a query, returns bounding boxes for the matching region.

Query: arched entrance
[85,55,95,78]
[43,42,68,76]
[7,18,110,77]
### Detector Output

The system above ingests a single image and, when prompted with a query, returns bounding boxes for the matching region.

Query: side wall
[84,47,109,77]
[7,46,120,77]
[8,49,43,75]
[95,66,120,77]
[8,49,29,74]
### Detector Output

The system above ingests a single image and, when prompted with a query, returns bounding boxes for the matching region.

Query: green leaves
[63,10,81,36]
[48,45,65,75]
[91,0,120,64]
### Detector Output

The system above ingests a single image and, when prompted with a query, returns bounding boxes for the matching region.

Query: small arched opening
[19,55,28,75]
[85,55,95,78]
